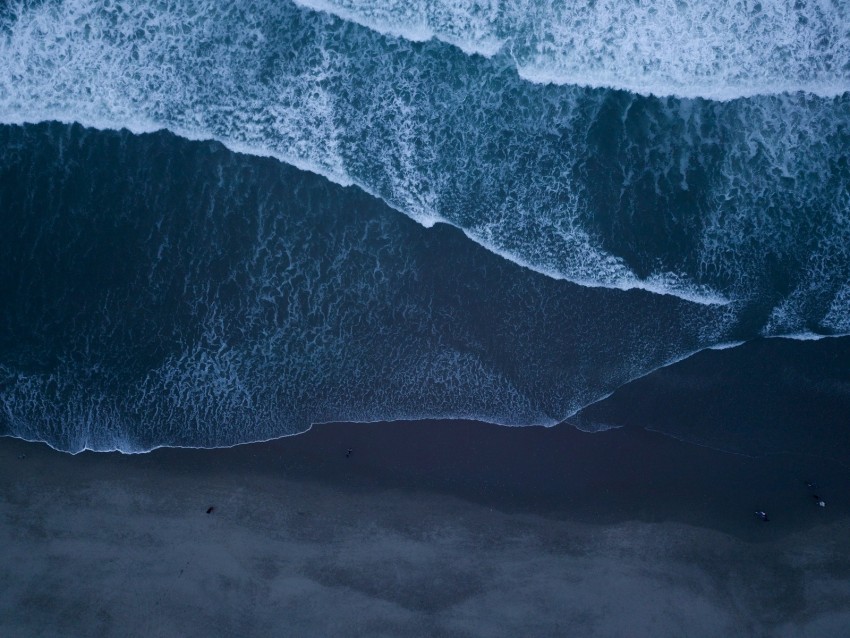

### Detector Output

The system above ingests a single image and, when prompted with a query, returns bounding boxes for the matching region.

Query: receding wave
[0,123,739,452]
[1,0,849,313]
[294,0,850,100]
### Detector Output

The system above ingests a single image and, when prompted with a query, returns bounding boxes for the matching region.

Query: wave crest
[295,0,850,100]
[1,0,848,318]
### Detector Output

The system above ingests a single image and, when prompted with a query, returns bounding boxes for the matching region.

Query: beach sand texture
[2,421,849,638]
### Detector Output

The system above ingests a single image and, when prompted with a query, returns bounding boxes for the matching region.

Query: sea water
[0,0,848,452]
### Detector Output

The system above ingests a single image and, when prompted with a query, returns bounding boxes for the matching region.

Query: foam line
[294,0,850,100]
[2,0,849,317]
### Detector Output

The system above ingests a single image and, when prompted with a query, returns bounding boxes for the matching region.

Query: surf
[293,0,850,100]
[1,0,848,313]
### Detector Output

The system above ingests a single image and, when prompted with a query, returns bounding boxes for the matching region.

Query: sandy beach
[2,421,849,637]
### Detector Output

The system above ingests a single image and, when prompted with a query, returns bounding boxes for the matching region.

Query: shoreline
[4,418,849,539]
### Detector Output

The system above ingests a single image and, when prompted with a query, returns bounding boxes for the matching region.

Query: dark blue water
[1,1,848,452]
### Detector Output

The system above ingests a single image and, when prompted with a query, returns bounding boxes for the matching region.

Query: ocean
[1,0,848,453]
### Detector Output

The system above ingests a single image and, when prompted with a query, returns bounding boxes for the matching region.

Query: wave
[1,0,849,452]
[294,0,850,100]
[0,123,740,452]
[2,0,849,314]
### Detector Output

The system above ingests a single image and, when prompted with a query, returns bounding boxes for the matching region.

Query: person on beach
[806,481,825,507]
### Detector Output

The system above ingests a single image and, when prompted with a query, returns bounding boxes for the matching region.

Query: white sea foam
[0,0,847,313]
[571,420,623,434]
[822,284,850,334]
[771,332,835,341]
[458,224,729,306]
[294,0,850,100]
[707,341,747,351]
[2,2,848,453]
[0,0,709,303]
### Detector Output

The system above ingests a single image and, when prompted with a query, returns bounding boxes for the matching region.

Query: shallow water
[0,0,848,451]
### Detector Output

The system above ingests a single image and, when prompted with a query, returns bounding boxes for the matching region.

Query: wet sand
[573,337,850,460]
[2,420,849,637]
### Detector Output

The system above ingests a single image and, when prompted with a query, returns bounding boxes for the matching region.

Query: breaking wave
[1,0,847,311]
[294,0,850,100]
[0,124,737,451]
[0,0,848,452]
